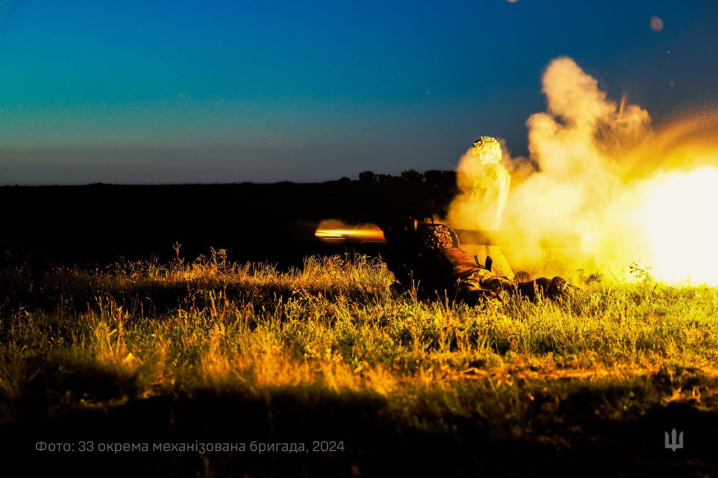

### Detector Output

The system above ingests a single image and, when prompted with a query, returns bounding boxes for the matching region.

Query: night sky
[0,0,716,184]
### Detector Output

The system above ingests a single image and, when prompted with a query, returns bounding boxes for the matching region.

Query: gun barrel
[314,225,386,242]
[310,221,582,249]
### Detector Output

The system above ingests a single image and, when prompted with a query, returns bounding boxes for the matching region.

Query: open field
[2,252,718,475]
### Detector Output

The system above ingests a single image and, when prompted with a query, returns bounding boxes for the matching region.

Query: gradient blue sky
[0,0,716,184]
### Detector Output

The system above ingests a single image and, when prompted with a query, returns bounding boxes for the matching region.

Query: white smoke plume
[449,56,718,281]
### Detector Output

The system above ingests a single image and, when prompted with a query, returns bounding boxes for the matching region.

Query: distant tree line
[350,169,456,185]
[323,169,458,220]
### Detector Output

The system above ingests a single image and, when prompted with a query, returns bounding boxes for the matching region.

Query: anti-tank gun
[315,217,574,303]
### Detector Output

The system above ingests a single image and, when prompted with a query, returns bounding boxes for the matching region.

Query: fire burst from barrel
[635,168,718,284]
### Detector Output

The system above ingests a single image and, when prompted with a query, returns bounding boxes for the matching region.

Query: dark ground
[1,176,456,268]
[2,392,716,477]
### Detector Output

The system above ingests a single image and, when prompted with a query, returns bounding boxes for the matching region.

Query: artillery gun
[314,217,574,303]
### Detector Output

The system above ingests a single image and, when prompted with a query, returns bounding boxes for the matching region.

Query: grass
[2,251,718,475]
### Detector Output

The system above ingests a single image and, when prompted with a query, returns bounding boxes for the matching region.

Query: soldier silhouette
[380,218,571,305]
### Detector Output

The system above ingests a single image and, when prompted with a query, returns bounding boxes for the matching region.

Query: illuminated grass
[1,253,718,447]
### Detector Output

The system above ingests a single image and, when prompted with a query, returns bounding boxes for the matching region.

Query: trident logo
[665,429,683,452]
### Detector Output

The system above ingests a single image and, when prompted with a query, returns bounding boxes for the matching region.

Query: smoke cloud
[448,56,718,282]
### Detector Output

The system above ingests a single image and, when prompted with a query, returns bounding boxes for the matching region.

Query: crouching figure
[380,218,572,305]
